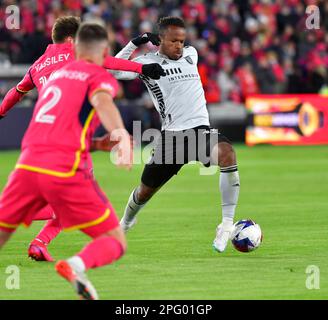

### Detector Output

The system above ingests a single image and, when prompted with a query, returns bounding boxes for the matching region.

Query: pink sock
[77,236,124,270]
[35,218,62,245]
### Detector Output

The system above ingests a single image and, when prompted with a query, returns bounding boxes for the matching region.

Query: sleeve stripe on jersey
[16,87,30,94]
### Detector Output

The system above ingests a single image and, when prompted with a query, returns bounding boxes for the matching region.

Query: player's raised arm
[103,55,164,80]
[111,33,163,80]
[0,69,35,119]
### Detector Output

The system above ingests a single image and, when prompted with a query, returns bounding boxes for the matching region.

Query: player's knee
[116,237,127,255]
[217,142,236,167]
[136,185,157,203]
[104,228,127,254]
[117,231,127,253]
[116,231,127,252]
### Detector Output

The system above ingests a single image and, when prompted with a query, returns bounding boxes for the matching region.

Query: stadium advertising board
[246,94,328,145]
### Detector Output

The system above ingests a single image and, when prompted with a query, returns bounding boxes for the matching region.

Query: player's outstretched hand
[90,133,134,152]
[131,33,161,47]
[142,63,166,80]
[90,133,116,152]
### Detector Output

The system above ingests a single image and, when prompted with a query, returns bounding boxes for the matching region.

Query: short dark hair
[158,16,185,35]
[76,22,108,44]
[52,16,81,43]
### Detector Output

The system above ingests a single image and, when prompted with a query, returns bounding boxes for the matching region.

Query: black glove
[132,33,161,47]
[0,115,4,120]
[142,63,166,80]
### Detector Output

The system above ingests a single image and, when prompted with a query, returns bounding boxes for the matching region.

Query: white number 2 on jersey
[35,85,62,124]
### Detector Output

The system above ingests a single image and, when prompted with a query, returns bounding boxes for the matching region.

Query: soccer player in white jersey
[114,16,240,253]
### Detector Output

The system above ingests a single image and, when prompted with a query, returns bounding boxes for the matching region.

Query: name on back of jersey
[40,69,89,87]
[34,53,71,72]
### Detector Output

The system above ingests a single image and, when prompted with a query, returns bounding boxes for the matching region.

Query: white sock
[219,165,240,226]
[121,189,147,224]
[67,256,86,273]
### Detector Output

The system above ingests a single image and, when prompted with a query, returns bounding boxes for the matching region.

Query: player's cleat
[120,217,137,233]
[212,223,234,253]
[55,260,99,300]
[28,239,54,262]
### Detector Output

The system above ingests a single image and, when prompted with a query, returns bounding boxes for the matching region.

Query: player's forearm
[0,87,25,117]
[115,41,138,60]
[110,42,139,80]
[103,55,142,74]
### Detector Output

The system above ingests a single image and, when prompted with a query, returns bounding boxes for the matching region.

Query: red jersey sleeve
[88,71,119,101]
[0,67,36,116]
[0,87,24,116]
[103,55,143,74]
[16,67,35,93]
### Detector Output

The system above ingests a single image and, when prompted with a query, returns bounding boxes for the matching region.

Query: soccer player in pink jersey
[0,22,133,300]
[0,16,165,262]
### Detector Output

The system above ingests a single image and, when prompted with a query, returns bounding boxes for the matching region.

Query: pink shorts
[33,205,56,220]
[0,169,119,236]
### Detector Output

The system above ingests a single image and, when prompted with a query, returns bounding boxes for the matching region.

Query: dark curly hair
[158,16,185,35]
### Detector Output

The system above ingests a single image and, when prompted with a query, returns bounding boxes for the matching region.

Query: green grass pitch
[0,145,327,300]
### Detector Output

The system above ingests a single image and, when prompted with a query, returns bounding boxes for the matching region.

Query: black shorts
[141,126,231,188]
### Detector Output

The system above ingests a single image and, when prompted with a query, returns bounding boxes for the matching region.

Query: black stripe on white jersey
[139,75,166,120]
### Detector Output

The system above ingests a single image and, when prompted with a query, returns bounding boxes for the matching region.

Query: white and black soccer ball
[231,219,263,253]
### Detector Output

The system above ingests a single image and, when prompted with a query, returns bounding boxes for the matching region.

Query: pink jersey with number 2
[16,59,119,177]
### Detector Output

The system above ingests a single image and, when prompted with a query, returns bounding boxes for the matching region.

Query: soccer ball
[231,219,263,253]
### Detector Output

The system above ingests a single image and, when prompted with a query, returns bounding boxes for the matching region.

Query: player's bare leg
[211,142,240,253]
[120,183,160,233]
[55,226,126,300]
[0,231,12,249]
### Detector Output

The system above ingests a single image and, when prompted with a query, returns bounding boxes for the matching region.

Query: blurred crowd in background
[0,0,327,131]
